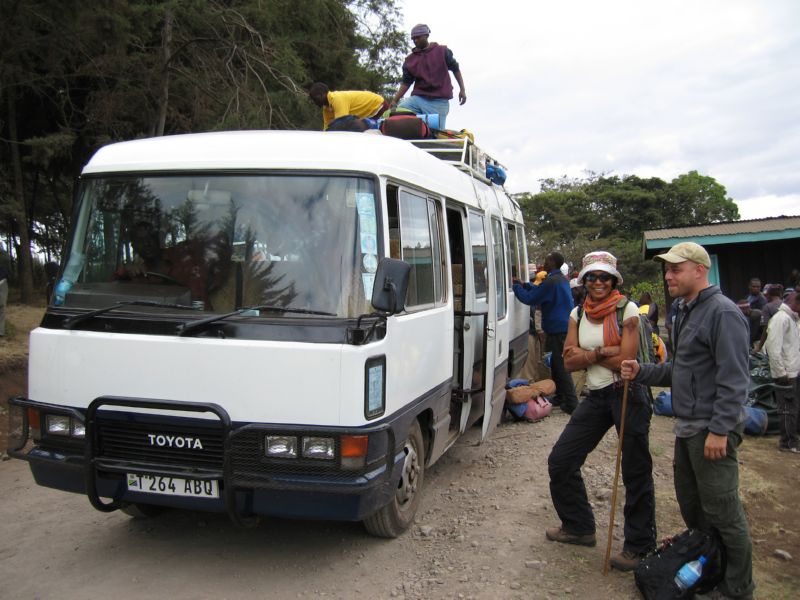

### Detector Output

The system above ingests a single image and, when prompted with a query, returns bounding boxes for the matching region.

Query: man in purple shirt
[389,24,466,129]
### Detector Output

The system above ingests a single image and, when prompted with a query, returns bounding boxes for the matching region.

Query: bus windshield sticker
[362,273,375,299]
[360,233,377,254]
[357,193,377,258]
[362,253,378,273]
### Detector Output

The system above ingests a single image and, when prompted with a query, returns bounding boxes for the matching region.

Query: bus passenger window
[468,213,487,299]
[491,217,507,318]
[507,223,520,282]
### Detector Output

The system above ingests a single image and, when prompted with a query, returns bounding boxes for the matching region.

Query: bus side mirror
[371,258,410,315]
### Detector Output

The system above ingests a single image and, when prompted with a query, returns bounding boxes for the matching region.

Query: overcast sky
[399,0,800,220]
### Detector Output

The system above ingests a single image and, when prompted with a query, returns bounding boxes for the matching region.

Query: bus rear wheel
[363,420,425,538]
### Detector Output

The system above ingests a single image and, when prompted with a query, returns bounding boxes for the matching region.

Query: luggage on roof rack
[410,136,508,185]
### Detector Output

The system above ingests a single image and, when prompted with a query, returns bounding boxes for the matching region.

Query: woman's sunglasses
[584,272,614,283]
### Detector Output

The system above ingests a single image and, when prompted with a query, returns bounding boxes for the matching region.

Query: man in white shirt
[764,292,800,452]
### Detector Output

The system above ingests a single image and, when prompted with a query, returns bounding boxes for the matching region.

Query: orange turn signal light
[340,435,368,458]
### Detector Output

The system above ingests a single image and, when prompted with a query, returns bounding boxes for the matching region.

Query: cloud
[400,0,800,218]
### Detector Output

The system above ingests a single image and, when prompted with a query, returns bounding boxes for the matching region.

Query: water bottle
[674,555,707,592]
[53,278,73,306]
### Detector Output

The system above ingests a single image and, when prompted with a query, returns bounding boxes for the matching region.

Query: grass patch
[0,302,45,373]
[739,462,777,497]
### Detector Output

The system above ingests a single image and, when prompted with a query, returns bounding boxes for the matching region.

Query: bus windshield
[55,174,379,319]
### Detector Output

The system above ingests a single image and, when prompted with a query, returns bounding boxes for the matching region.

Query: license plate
[126,473,219,499]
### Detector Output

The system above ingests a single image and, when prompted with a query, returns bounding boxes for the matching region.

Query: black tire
[119,502,167,519]
[363,420,425,538]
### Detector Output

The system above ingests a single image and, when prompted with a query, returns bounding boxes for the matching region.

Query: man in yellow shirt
[308,83,389,130]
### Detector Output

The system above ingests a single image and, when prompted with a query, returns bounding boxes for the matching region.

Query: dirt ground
[1,305,798,599]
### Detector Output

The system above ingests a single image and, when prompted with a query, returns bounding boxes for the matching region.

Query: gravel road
[2,402,797,599]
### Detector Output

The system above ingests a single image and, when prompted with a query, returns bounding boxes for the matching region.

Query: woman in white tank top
[544,251,656,573]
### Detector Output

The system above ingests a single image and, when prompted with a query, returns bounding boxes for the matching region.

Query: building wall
[710,238,800,300]
[649,237,800,306]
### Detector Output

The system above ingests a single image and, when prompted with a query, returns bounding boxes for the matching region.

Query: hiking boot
[610,549,645,572]
[545,526,596,547]
[778,445,800,453]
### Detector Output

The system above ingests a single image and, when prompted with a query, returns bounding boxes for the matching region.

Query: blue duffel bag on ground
[743,405,768,435]
[653,390,673,416]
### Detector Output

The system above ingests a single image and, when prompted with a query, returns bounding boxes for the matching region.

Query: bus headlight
[72,422,86,438]
[45,414,71,436]
[265,435,297,458]
[302,437,334,460]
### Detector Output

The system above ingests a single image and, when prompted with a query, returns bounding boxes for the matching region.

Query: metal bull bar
[85,396,258,528]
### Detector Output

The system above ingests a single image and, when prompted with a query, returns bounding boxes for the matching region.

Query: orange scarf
[582,290,624,347]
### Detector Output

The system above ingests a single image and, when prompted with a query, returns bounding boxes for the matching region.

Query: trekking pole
[603,379,630,575]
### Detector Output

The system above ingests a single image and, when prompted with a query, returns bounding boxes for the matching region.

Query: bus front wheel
[363,420,425,538]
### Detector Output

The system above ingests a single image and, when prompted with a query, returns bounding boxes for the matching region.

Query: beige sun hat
[654,242,711,268]
[578,251,623,285]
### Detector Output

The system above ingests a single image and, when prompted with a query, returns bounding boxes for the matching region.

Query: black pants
[547,383,656,554]
[777,376,799,450]
[546,332,577,410]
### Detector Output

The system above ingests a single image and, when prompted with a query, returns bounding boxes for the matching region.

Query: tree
[664,171,739,226]
[516,171,740,286]
[0,0,405,301]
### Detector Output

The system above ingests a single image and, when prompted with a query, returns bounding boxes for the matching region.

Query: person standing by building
[547,251,656,572]
[746,277,767,311]
[764,292,800,453]
[755,284,784,351]
[736,300,763,350]
[512,252,577,413]
[621,242,755,600]
[389,24,466,129]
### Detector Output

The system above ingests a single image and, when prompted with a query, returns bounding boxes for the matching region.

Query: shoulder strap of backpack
[615,297,629,337]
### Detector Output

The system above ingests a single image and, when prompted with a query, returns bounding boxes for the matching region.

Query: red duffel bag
[380,115,431,140]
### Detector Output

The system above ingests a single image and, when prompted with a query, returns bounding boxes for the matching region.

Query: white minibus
[8,130,529,536]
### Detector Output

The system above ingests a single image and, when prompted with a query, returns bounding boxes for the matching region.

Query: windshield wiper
[62,300,198,329]
[176,305,336,337]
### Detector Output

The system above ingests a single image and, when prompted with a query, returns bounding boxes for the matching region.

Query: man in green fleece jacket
[621,242,754,600]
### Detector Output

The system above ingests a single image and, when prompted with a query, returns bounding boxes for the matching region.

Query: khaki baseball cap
[654,242,711,268]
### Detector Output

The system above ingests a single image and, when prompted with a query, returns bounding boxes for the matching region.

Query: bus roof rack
[410,137,508,184]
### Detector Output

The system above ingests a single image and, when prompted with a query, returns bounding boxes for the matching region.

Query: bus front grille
[97,420,224,469]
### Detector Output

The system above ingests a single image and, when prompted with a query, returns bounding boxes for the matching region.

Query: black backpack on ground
[634,528,726,599]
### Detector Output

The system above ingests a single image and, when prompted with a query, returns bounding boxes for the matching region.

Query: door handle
[463,322,470,331]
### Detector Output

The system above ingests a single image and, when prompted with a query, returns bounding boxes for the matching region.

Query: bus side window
[387,186,445,309]
[507,222,520,282]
